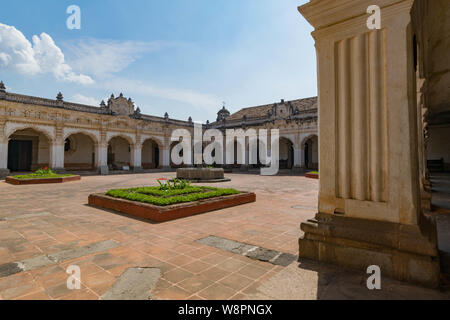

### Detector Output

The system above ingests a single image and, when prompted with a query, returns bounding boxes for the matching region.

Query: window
[64,138,71,152]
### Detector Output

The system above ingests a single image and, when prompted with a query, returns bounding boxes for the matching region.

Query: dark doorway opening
[8,140,32,171]
[154,147,160,168]
[305,142,310,169]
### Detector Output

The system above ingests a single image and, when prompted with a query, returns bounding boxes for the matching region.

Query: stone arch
[6,123,55,142]
[279,137,294,169]
[6,126,53,172]
[142,137,162,169]
[63,129,99,145]
[107,135,132,170]
[107,133,135,145]
[64,132,97,171]
[302,134,318,170]
[280,135,295,146]
[141,135,164,149]
[300,134,318,147]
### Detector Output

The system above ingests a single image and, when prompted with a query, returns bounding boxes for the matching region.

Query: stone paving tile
[197,266,232,282]
[198,283,236,300]
[155,285,191,300]
[0,173,318,300]
[14,290,51,300]
[178,275,214,294]
[163,268,194,284]
[58,288,99,300]
[182,261,212,274]
[45,282,86,299]
[218,273,254,291]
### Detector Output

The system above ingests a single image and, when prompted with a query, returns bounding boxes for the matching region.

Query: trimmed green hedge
[128,186,205,197]
[106,186,241,206]
[13,173,74,180]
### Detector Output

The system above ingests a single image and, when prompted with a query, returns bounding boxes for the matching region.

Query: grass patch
[308,171,319,175]
[12,167,74,180]
[106,186,241,207]
[13,173,74,180]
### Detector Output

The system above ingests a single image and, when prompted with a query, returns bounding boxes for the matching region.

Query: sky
[0,0,316,123]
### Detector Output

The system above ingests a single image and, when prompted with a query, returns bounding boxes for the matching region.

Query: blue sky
[0,0,315,122]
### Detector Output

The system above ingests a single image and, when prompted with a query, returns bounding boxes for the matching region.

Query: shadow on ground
[245,258,450,300]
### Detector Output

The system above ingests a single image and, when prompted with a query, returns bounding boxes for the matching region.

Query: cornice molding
[299,0,413,31]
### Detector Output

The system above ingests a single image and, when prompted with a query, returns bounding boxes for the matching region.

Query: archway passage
[7,128,50,172]
[64,133,96,171]
[142,139,160,169]
[304,135,318,170]
[108,136,131,170]
[279,138,294,169]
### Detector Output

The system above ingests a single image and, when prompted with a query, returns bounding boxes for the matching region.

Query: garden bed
[5,167,81,185]
[5,175,81,185]
[305,171,319,179]
[88,184,256,222]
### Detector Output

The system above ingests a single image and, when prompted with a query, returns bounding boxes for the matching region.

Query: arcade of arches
[0,89,319,174]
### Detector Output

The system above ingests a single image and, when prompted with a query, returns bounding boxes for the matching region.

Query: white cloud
[0,22,94,85]
[71,94,99,106]
[0,23,219,111]
[64,39,177,76]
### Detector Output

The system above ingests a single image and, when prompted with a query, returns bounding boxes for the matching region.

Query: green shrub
[106,186,240,206]
[13,167,74,180]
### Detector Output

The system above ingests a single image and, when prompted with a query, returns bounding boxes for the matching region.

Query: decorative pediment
[107,93,135,116]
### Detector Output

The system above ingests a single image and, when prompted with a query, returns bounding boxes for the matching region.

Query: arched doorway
[279,137,294,169]
[108,136,131,170]
[7,128,51,172]
[304,135,318,170]
[64,133,97,171]
[142,139,161,169]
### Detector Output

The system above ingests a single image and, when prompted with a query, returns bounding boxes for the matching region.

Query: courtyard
[0,173,448,300]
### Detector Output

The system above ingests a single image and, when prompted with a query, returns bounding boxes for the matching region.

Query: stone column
[298,0,440,287]
[50,139,65,172]
[240,138,249,171]
[97,131,109,175]
[293,147,303,172]
[0,138,9,178]
[131,144,143,173]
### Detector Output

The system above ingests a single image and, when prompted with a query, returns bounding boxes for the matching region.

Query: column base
[52,168,66,174]
[292,166,304,174]
[240,165,249,172]
[132,166,144,173]
[98,166,109,175]
[299,213,441,288]
[0,169,10,180]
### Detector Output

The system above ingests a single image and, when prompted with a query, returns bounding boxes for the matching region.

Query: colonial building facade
[209,97,318,171]
[0,81,319,178]
[0,83,195,178]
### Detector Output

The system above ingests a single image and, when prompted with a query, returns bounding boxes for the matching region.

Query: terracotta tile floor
[0,172,318,300]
